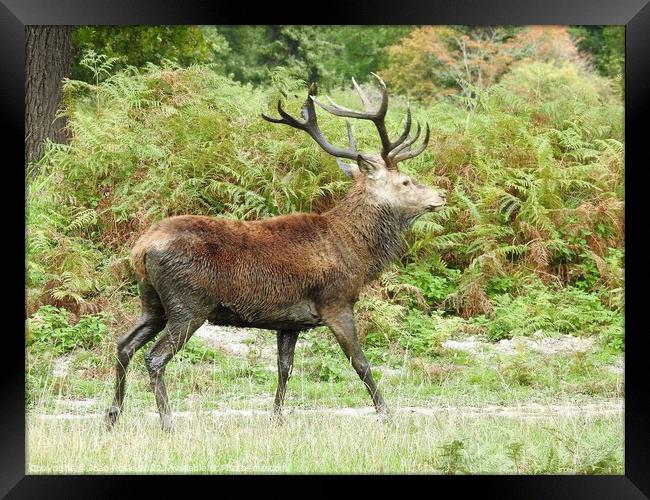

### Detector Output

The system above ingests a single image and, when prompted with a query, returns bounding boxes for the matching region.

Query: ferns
[27,60,623,329]
[66,208,98,233]
[395,61,624,317]
[49,272,92,305]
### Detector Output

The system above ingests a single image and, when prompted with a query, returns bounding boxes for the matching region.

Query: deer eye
[402,179,410,186]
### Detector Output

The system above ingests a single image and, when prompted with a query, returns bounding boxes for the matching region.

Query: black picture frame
[3,0,649,497]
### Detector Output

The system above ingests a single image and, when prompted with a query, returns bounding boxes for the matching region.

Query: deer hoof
[160,416,174,432]
[272,411,286,426]
[377,406,393,424]
[105,406,120,429]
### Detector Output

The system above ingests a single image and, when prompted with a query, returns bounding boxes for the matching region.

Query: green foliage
[397,261,461,306]
[28,306,107,354]
[401,310,464,356]
[537,425,623,474]
[601,322,624,353]
[436,439,468,474]
[307,26,411,88]
[485,275,515,296]
[302,330,350,382]
[356,294,466,358]
[500,352,535,386]
[176,338,225,364]
[213,26,409,88]
[382,26,590,102]
[570,26,624,81]
[213,26,314,85]
[72,26,224,82]
[236,362,272,383]
[506,442,525,473]
[407,60,623,319]
[486,287,618,341]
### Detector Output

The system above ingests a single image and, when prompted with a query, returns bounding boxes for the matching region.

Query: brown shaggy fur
[131,181,405,329]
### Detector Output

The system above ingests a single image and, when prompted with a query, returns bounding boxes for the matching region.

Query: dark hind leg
[106,283,166,428]
[144,310,206,431]
[273,330,300,421]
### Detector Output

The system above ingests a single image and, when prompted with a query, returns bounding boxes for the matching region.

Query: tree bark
[25,26,73,174]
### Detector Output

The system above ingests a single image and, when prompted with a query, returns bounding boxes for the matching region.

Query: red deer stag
[106,74,446,430]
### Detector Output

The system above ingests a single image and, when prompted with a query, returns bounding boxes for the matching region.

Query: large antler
[262,83,359,161]
[311,73,429,170]
[262,75,430,171]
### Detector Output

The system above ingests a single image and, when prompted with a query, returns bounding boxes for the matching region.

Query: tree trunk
[25,26,73,175]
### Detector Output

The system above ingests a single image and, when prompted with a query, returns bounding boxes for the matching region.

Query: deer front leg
[321,305,389,416]
[273,330,300,421]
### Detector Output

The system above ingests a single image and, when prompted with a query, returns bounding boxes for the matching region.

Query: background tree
[25,25,73,173]
[570,26,624,92]
[381,26,591,103]
[296,26,411,87]
[71,26,226,81]
[213,26,410,89]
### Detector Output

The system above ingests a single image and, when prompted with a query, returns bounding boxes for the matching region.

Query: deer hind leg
[106,283,166,428]
[322,305,389,417]
[273,330,300,421]
[144,311,206,431]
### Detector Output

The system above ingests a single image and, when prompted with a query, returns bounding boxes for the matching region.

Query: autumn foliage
[382,26,588,102]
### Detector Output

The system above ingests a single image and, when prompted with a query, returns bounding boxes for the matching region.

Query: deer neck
[325,183,411,281]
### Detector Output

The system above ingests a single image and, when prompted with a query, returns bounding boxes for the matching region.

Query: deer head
[262,74,447,220]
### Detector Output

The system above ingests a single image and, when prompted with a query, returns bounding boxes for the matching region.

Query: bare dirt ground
[442,335,595,356]
[194,323,272,357]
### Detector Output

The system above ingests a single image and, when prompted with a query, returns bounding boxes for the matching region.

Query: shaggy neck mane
[325,182,413,280]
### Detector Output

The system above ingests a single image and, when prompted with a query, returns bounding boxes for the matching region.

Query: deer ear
[357,155,382,180]
[336,159,361,179]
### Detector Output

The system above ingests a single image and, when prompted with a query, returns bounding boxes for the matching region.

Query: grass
[27,409,623,474]
[26,325,623,474]
[27,324,624,408]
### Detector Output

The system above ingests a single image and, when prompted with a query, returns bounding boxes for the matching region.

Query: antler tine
[277,100,302,125]
[389,122,421,159]
[369,72,389,120]
[370,74,391,154]
[352,77,372,111]
[261,100,293,124]
[346,121,357,151]
[315,96,368,119]
[390,106,412,150]
[261,83,359,161]
[333,121,361,179]
[394,123,431,162]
